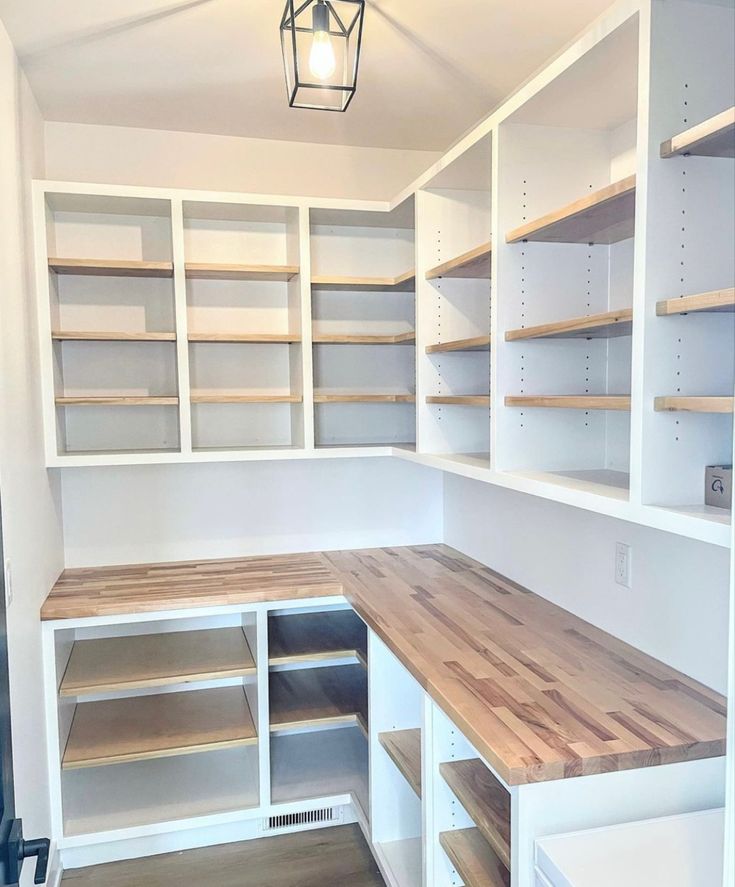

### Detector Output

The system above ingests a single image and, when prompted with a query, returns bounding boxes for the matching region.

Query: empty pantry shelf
[269,664,368,733]
[505,176,636,245]
[184,262,299,281]
[426,336,491,353]
[314,393,415,403]
[656,287,735,316]
[439,829,510,887]
[427,395,490,407]
[52,330,177,342]
[312,332,416,345]
[188,332,301,343]
[654,396,733,413]
[62,686,258,769]
[425,241,492,280]
[660,106,735,158]
[505,395,631,410]
[310,271,415,291]
[48,258,174,278]
[56,396,179,406]
[378,729,421,798]
[505,308,632,341]
[60,628,256,697]
[190,393,302,404]
[269,610,367,667]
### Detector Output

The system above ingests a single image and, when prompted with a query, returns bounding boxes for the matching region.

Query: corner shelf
[655,287,735,316]
[48,258,174,278]
[505,176,636,245]
[52,331,177,342]
[425,242,492,280]
[62,686,258,769]
[55,396,179,407]
[660,106,735,158]
[184,262,299,281]
[188,333,301,343]
[439,829,510,887]
[505,395,631,411]
[427,395,490,407]
[505,308,632,341]
[310,271,415,292]
[378,729,421,798]
[314,393,415,403]
[268,610,367,667]
[654,396,734,413]
[269,664,368,734]
[426,336,491,354]
[60,628,256,697]
[312,332,415,345]
[190,393,302,404]
[440,759,511,870]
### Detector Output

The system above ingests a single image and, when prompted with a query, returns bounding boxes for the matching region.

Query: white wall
[60,458,443,567]
[443,473,730,694]
[0,21,65,886]
[43,121,440,201]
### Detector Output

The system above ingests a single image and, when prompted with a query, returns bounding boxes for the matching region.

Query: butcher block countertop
[42,545,726,786]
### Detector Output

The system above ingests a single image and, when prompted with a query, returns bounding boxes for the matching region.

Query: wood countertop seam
[41,545,726,786]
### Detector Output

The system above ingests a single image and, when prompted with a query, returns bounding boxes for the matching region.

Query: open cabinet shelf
[190,393,302,404]
[55,396,179,407]
[269,610,367,667]
[440,829,510,887]
[505,176,636,245]
[314,393,415,403]
[269,664,368,733]
[311,272,415,292]
[655,287,735,316]
[427,395,490,407]
[653,396,734,413]
[378,729,421,798]
[48,258,175,278]
[60,628,256,697]
[312,332,415,345]
[660,106,735,158]
[52,331,177,342]
[425,241,492,280]
[187,332,301,343]
[62,686,258,770]
[505,308,633,341]
[505,395,631,411]
[184,262,299,281]
[426,336,491,354]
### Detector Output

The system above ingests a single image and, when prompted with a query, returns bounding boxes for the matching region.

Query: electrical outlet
[4,560,12,609]
[615,542,631,588]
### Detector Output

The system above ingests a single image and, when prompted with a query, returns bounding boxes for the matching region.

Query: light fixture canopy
[280,0,365,112]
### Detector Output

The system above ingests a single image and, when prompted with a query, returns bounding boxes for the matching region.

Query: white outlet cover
[615,542,631,588]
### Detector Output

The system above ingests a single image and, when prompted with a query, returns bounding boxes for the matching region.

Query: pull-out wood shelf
[505,395,631,411]
[56,396,179,407]
[312,332,416,345]
[311,271,415,292]
[505,308,633,341]
[190,393,302,404]
[188,333,301,343]
[60,628,256,697]
[52,331,177,342]
[654,396,734,413]
[439,829,510,887]
[506,176,636,245]
[427,395,490,407]
[48,258,174,278]
[314,393,415,403]
[660,106,735,158]
[378,729,421,798]
[440,759,511,869]
[426,242,492,280]
[63,686,257,770]
[184,262,299,281]
[426,336,491,354]
[269,610,367,667]
[269,664,368,734]
[656,287,735,316]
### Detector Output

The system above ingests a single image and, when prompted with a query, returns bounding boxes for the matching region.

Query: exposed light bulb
[309,1,336,81]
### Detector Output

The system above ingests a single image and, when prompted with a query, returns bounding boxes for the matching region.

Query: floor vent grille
[264,807,341,832]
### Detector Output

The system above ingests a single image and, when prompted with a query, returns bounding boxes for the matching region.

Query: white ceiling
[0,0,617,152]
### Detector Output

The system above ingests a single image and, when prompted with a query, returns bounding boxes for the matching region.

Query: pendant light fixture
[280,0,366,111]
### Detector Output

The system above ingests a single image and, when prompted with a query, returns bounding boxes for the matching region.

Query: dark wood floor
[61,825,385,887]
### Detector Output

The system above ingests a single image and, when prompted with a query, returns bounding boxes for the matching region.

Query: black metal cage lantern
[280,0,365,111]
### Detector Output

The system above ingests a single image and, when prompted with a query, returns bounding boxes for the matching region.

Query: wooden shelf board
[311,272,415,292]
[313,332,415,345]
[269,664,368,733]
[62,686,257,770]
[52,330,177,342]
[660,106,735,158]
[60,628,256,697]
[378,729,422,798]
[506,176,636,245]
[440,759,511,869]
[656,287,735,316]
[314,393,415,403]
[56,396,178,407]
[427,395,490,407]
[185,262,299,281]
[505,308,632,341]
[654,396,734,414]
[191,393,302,404]
[505,395,631,411]
[426,336,491,354]
[188,332,301,343]
[439,829,510,887]
[426,242,492,280]
[268,610,367,667]
[48,258,174,278]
